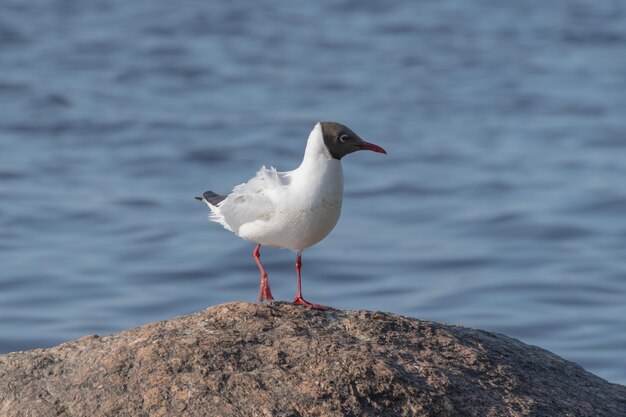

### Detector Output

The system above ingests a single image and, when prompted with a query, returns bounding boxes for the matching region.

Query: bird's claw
[258,287,274,304]
[293,296,326,310]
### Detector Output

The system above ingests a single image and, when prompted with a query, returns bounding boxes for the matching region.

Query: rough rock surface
[0,302,624,417]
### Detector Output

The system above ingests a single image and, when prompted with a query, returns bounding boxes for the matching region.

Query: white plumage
[206,123,343,251]
[198,121,386,309]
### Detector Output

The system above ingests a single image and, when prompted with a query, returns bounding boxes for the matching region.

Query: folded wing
[211,166,290,234]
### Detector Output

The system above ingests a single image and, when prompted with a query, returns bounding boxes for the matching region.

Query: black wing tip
[197,190,227,205]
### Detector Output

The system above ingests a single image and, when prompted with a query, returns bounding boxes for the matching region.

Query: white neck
[299,123,333,169]
[291,123,343,197]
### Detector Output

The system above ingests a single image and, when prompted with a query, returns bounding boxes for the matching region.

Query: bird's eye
[339,134,349,143]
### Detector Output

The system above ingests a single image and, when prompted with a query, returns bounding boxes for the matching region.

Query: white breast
[236,123,345,251]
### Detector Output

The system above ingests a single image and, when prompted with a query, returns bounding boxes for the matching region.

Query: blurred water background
[1,0,626,384]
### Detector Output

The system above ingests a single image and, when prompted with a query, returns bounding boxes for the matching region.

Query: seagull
[196,122,386,309]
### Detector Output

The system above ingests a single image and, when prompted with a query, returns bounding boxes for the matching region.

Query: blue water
[2,0,626,384]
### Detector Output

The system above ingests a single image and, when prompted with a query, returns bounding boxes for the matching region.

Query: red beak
[359,141,387,154]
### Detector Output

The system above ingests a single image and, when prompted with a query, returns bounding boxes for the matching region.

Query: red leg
[254,244,273,303]
[293,251,326,310]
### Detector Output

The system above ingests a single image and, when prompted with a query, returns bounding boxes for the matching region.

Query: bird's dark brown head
[320,122,387,160]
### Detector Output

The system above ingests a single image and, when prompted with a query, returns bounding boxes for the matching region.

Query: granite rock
[0,302,624,416]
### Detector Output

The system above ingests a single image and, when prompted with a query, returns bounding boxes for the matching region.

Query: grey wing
[216,167,286,233]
